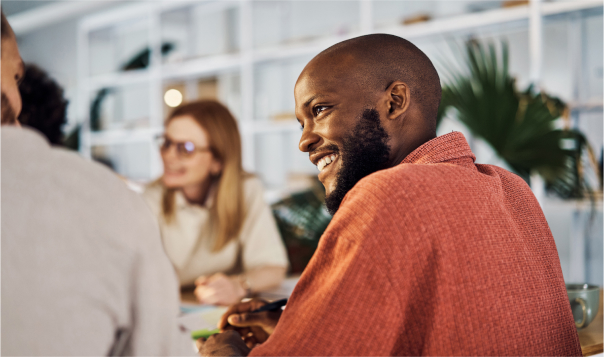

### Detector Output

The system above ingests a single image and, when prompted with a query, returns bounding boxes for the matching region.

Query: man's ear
[385,81,410,120]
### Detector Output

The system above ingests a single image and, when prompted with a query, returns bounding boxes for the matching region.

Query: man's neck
[389,131,436,168]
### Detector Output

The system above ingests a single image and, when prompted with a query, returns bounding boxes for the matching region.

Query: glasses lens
[158,136,170,151]
[175,141,196,156]
[183,142,196,153]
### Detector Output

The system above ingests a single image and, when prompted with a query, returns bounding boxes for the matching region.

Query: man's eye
[313,106,328,116]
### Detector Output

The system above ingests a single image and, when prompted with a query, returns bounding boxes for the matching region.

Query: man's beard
[1,92,17,125]
[324,108,391,215]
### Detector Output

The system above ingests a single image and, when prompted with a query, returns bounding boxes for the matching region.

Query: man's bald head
[305,34,441,134]
[295,34,442,214]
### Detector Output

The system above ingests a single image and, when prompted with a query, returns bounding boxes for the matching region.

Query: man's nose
[298,125,320,153]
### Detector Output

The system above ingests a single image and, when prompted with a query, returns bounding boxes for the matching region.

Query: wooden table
[578,289,603,356]
[180,276,301,304]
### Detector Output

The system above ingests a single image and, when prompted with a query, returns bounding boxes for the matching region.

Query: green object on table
[191,328,220,340]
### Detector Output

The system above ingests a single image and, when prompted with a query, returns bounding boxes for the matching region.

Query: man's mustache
[309,144,340,160]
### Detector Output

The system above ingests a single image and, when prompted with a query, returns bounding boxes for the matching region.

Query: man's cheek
[1,92,16,125]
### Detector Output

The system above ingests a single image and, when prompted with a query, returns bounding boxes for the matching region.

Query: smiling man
[200,34,581,356]
[296,36,440,216]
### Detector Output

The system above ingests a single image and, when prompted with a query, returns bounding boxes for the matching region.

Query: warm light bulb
[164,89,183,107]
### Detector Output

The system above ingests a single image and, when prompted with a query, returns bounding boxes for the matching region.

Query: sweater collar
[401,132,476,168]
[174,183,216,210]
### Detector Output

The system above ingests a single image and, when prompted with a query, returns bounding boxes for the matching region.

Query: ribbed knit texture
[251,132,581,356]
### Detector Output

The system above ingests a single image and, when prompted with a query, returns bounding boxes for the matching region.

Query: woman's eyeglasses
[156,135,212,158]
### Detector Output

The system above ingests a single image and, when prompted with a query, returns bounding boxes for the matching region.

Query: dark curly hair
[18,64,68,145]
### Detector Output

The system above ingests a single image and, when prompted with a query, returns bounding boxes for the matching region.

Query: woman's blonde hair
[162,100,247,252]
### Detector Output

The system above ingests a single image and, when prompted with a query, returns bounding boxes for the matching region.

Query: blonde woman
[143,100,288,306]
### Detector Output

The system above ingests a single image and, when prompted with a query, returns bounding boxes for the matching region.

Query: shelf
[80,0,238,32]
[79,0,602,38]
[88,127,163,146]
[246,121,301,134]
[86,53,241,90]
[253,6,534,65]
[80,1,155,32]
[158,0,237,14]
[76,0,603,181]
[248,1,603,65]
[87,68,152,91]
[162,53,241,81]
[82,1,603,88]
[542,0,603,17]
[253,38,339,64]
[381,0,602,41]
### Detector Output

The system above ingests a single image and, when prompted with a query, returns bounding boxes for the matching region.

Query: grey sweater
[1,127,194,356]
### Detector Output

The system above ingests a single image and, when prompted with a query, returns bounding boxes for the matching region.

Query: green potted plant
[437,40,602,199]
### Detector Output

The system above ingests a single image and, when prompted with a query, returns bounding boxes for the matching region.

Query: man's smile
[309,148,341,189]
[317,153,337,172]
[317,153,340,183]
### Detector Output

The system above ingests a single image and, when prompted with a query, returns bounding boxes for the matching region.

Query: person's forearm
[236,266,286,294]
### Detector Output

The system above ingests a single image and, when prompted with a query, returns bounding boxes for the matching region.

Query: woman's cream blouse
[142,176,289,286]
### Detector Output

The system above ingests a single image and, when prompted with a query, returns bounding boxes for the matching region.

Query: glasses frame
[156,134,213,158]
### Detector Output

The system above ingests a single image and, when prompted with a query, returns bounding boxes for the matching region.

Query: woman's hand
[194,273,246,306]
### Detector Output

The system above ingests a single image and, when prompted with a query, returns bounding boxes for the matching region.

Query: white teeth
[316,154,337,172]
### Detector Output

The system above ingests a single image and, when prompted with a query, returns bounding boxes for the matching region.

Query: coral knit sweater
[251,132,581,356]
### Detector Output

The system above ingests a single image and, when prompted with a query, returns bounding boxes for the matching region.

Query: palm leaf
[437,40,567,184]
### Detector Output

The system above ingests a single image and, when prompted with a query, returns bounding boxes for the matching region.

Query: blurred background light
[164,89,182,108]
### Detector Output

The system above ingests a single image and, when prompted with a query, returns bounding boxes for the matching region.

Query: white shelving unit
[76,0,603,189]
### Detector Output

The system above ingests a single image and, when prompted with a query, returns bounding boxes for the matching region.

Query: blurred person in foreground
[18,63,68,145]
[200,34,581,356]
[143,100,288,306]
[1,11,194,356]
